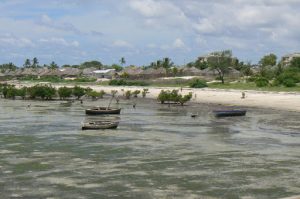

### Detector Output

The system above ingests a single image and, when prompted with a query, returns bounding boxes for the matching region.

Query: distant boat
[213,110,246,117]
[85,107,121,115]
[82,120,119,130]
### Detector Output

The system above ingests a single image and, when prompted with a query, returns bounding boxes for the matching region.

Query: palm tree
[23,59,31,68]
[120,57,126,67]
[32,57,39,68]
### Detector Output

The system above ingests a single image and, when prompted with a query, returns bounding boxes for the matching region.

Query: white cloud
[0,34,34,47]
[112,40,133,48]
[173,38,185,49]
[39,37,80,47]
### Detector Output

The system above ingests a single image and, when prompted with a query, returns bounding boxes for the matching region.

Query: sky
[0,0,300,67]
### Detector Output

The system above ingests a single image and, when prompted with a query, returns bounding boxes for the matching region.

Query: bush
[58,87,73,99]
[73,86,86,99]
[125,90,131,99]
[157,90,192,105]
[142,88,149,98]
[132,90,140,98]
[27,84,56,100]
[255,77,269,87]
[283,78,296,87]
[108,79,149,86]
[189,79,208,88]
[86,90,105,99]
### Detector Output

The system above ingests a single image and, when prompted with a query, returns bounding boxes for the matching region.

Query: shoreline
[12,82,300,113]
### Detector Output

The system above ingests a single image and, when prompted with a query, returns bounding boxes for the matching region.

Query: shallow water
[0,98,300,199]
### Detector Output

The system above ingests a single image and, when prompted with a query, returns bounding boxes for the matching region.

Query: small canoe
[85,107,121,115]
[213,110,246,117]
[82,121,119,130]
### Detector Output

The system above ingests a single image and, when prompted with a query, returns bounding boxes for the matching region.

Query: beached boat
[213,110,246,117]
[85,107,121,115]
[82,121,119,130]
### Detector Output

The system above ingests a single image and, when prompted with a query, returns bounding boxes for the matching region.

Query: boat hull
[82,121,119,130]
[85,107,121,115]
[213,110,246,117]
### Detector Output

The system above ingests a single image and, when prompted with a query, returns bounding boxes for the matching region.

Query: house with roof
[281,52,300,67]
[92,69,116,79]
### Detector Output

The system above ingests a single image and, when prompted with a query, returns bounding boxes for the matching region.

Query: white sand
[87,86,300,112]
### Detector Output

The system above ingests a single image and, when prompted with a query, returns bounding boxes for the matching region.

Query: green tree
[32,57,39,68]
[259,53,277,78]
[73,86,85,99]
[111,64,123,72]
[259,53,277,67]
[162,57,174,69]
[23,59,31,68]
[49,61,59,69]
[290,57,300,69]
[81,61,103,69]
[58,87,73,100]
[207,50,233,84]
[120,57,126,66]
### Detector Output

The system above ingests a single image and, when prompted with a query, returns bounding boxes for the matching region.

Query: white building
[92,69,116,79]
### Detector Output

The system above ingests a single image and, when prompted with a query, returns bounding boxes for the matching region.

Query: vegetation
[58,87,73,99]
[142,88,149,98]
[255,77,269,87]
[207,50,236,84]
[189,79,208,88]
[157,90,193,106]
[125,90,132,99]
[132,90,141,98]
[108,79,149,86]
[73,86,86,99]
[86,90,105,99]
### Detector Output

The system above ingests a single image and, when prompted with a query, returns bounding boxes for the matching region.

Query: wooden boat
[213,110,246,117]
[85,107,121,115]
[82,121,119,130]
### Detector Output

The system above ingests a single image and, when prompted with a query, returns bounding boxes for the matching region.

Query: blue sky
[1,0,300,67]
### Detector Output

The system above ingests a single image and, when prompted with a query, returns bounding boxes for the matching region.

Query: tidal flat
[0,98,300,199]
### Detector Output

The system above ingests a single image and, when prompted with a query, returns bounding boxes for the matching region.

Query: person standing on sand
[241,92,245,99]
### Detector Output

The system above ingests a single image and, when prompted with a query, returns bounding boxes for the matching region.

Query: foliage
[187,60,209,70]
[86,90,105,99]
[120,57,126,66]
[282,78,296,87]
[157,90,192,105]
[17,87,27,99]
[49,61,59,69]
[132,90,140,98]
[58,87,73,99]
[255,77,269,87]
[142,88,149,98]
[259,53,277,67]
[148,57,174,69]
[111,64,123,72]
[108,79,149,86]
[189,79,208,88]
[177,92,193,106]
[73,86,86,99]
[27,84,56,100]
[80,60,103,69]
[125,90,131,99]
[0,62,17,72]
[274,68,300,87]
[6,86,18,99]
[207,50,234,84]
[289,57,300,69]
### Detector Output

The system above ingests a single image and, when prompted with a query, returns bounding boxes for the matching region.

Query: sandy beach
[91,86,300,112]
[13,82,300,112]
